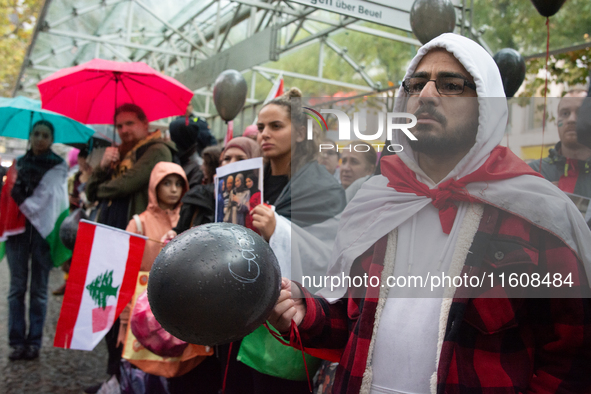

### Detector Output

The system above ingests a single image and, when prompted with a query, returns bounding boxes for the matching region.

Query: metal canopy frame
[15,0,485,118]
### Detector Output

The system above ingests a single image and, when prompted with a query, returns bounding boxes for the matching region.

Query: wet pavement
[0,258,110,393]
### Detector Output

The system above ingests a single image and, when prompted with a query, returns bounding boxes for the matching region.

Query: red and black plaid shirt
[290,205,591,393]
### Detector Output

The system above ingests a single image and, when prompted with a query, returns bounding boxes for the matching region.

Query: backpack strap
[133,214,143,236]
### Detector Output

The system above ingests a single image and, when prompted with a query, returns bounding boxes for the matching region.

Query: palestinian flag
[0,158,71,266]
[54,220,145,350]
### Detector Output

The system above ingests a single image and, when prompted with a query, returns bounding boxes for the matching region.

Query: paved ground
[0,258,110,393]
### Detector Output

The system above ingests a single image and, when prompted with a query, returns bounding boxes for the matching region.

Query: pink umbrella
[38,59,193,125]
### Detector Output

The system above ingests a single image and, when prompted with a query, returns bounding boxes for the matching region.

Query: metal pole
[113,73,119,145]
[214,0,222,51]
[250,72,256,101]
[249,6,256,37]
[461,0,466,36]
[318,40,324,78]
[126,0,134,43]
[469,0,474,39]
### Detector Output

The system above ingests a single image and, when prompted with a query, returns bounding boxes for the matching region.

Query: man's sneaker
[8,346,26,361]
[23,345,39,360]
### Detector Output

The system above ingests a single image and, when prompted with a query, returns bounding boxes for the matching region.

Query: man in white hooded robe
[269,33,591,394]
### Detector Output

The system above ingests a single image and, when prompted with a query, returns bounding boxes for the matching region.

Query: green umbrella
[0,96,95,144]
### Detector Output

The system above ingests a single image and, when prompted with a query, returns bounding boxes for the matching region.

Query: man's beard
[118,140,137,158]
[408,107,479,157]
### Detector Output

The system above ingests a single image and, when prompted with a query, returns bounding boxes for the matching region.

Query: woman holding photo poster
[221,88,347,394]
[172,138,261,234]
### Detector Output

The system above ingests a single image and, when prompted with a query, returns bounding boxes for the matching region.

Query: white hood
[319,33,591,300]
[393,33,507,183]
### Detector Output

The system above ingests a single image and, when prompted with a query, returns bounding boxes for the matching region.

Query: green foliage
[521,48,590,97]
[473,0,590,54]
[86,270,119,310]
[258,19,415,98]
[0,0,42,97]
[472,0,591,97]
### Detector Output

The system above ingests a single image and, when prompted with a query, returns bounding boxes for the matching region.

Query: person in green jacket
[86,103,177,229]
[84,103,176,393]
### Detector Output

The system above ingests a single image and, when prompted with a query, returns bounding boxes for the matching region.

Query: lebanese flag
[54,220,146,351]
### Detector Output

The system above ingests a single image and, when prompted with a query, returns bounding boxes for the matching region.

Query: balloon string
[291,320,313,393]
[264,321,313,393]
[222,342,233,394]
[538,17,550,172]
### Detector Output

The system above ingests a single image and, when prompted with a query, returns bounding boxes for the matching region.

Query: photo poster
[214,157,264,226]
[564,192,591,225]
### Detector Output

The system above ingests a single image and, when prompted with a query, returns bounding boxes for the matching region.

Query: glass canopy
[15,1,485,120]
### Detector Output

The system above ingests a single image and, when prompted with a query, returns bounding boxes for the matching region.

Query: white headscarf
[319,33,591,300]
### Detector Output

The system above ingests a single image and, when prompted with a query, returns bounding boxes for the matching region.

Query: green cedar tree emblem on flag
[86,270,119,309]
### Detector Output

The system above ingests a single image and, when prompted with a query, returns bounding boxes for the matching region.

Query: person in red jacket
[269,33,591,393]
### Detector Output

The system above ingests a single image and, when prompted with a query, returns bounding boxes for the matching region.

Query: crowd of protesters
[1,32,591,394]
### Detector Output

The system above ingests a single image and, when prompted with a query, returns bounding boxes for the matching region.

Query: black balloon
[493,48,526,98]
[59,208,88,250]
[529,0,567,17]
[212,70,248,122]
[410,0,456,45]
[148,223,281,346]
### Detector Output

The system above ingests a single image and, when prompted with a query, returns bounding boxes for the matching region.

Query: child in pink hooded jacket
[119,162,221,393]
[117,161,189,343]
[117,161,189,362]
[118,162,188,347]
[126,161,188,271]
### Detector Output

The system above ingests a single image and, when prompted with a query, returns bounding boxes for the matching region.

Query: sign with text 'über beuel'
[289,0,412,31]
[54,220,146,351]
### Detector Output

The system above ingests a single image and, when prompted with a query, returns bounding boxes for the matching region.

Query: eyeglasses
[402,77,477,96]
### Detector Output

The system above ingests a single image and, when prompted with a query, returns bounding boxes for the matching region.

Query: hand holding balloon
[148,223,281,345]
[268,278,307,334]
[251,204,276,242]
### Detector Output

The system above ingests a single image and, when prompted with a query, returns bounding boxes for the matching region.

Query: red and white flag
[223,120,234,146]
[264,74,284,104]
[54,220,146,351]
